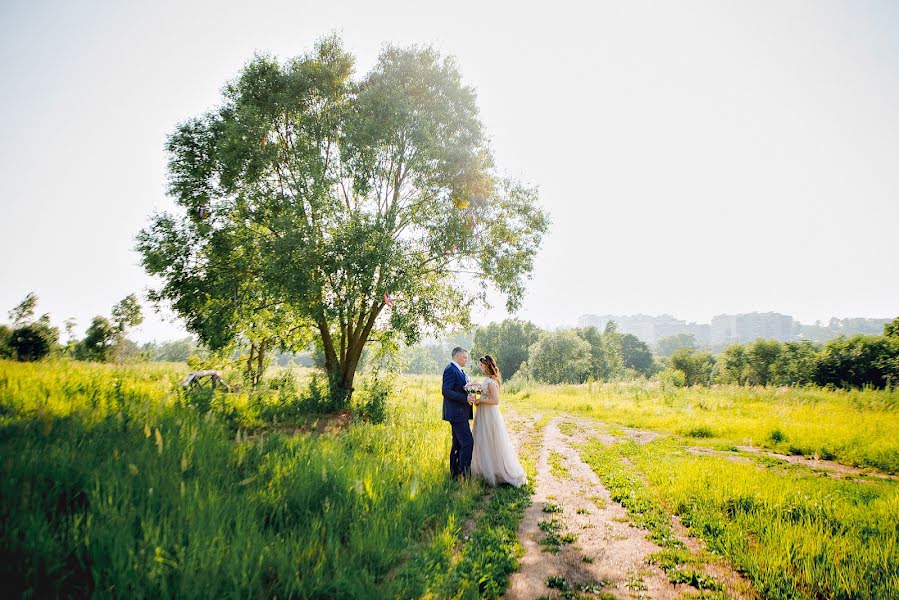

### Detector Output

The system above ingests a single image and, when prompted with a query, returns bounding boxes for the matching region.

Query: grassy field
[0,360,533,599]
[506,380,899,473]
[2,361,897,598]
[502,380,899,599]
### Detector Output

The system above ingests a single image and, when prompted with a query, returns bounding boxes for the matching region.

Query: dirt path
[504,414,680,599]
[502,412,756,600]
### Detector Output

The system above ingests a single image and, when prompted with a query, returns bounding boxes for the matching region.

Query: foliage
[655,333,696,357]
[75,316,117,362]
[7,291,38,327]
[136,34,549,397]
[574,323,624,381]
[111,293,144,334]
[0,324,12,359]
[884,316,899,339]
[141,337,201,363]
[525,330,591,384]
[471,318,541,380]
[72,295,145,364]
[770,340,819,385]
[3,293,59,361]
[814,334,899,389]
[354,373,392,423]
[668,348,714,386]
[9,319,59,361]
[744,338,782,385]
[715,343,749,385]
[401,344,439,374]
[619,333,656,376]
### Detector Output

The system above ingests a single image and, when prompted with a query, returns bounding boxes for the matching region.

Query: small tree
[620,333,655,376]
[746,339,782,386]
[75,295,144,363]
[716,343,749,385]
[575,322,624,381]
[668,348,714,386]
[527,330,591,384]
[76,316,117,362]
[656,333,696,357]
[815,335,899,389]
[471,319,541,380]
[5,293,58,361]
[10,319,58,361]
[402,345,439,374]
[8,292,38,327]
[111,294,143,335]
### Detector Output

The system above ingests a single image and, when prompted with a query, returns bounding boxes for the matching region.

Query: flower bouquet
[464,381,482,403]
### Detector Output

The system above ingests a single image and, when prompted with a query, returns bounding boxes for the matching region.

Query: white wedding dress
[470,377,528,488]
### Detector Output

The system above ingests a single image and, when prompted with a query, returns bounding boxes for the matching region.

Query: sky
[1,0,897,344]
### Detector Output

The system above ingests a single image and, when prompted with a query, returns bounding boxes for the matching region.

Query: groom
[442,347,476,480]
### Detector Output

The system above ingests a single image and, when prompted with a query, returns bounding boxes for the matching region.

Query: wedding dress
[470,376,528,488]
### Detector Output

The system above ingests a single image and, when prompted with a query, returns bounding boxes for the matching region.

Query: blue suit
[442,362,473,478]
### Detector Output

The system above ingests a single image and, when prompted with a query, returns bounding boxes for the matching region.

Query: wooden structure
[180,370,231,391]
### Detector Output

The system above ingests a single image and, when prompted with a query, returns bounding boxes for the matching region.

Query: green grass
[504,381,899,473]
[548,450,570,479]
[580,434,899,599]
[578,439,684,550]
[0,359,533,598]
[542,501,563,513]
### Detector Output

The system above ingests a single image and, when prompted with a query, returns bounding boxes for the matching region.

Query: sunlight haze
[1,0,897,343]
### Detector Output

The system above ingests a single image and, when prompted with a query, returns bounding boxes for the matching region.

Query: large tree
[137,35,549,398]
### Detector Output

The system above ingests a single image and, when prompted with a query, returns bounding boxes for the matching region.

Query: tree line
[0,292,143,363]
[446,317,899,390]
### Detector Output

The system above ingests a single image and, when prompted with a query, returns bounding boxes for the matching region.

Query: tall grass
[0,359,521,598]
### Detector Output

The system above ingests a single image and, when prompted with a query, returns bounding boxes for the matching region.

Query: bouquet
[464,381,482,401]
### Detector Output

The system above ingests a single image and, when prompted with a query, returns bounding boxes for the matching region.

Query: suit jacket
[442,362,473,422]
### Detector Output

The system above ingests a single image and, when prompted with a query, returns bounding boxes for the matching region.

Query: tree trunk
[246,343,256,386]
[317,303,383,408]
[256,340,266,388]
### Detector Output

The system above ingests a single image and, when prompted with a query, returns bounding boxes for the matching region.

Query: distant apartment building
[576,314,710,345]
[710,312,794,345]
[687,323,711,346]
[577,312,793,346]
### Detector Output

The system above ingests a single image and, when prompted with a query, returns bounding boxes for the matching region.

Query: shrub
[10,321,59,361]
[669,348,714,386]
[355,376,391,424]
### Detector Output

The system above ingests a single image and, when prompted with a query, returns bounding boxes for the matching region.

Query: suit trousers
[449,419,474,478]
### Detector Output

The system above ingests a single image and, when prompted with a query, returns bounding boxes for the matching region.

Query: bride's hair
[479,354,502,384]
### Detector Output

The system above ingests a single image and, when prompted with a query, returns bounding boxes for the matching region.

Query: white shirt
[451,359,468,381]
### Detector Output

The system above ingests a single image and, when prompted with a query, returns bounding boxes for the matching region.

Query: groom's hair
[451,346,468,358]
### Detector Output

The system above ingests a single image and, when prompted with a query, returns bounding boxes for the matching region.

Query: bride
[469,355,528,488]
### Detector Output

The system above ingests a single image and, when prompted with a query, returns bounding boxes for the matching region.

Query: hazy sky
[2,0,897,343]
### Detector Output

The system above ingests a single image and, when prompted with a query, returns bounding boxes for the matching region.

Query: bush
[669,349,714,386]
[10,321,59,361]
[659,367,687,390]
[355,376,391,424]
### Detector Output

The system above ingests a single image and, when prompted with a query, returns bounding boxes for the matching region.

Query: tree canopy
[136,35,550,397]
